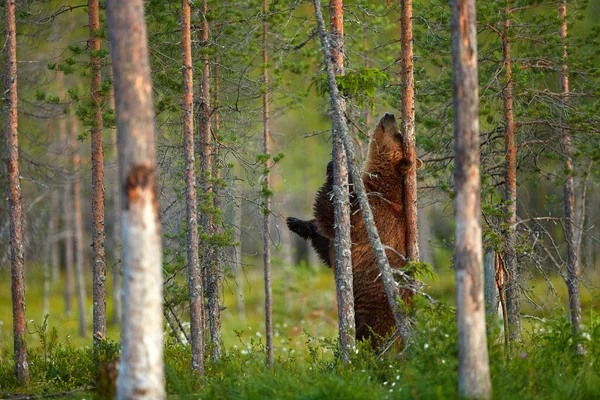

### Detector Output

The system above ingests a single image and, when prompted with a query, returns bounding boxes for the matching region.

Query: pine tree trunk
[89,0,107,351]
[181,0,204,376]
[57,70,75,318]
[6,0,30,382]
[233,183,245,319]
[262,0,274,368]
[501,13,520,342]
[314,0,410,344]
[328,0,355,364]
[111,115,122,326]
[49,190,60,285]
[558,0,581,339]
[451,0,492,397]
[107,1,165,398]
[198,0,222,363]
[71,116,88,337]
[400,0,419,263]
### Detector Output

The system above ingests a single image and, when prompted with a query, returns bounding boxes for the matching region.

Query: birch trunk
[71,116,88,337]
[181,0,204,376]
[89,0,107,349]
[106,1,165,397]
[328,0,355,363]
[451,0,492,397]
[313,0,410,344]
[110,102,122,326]
[558,0,581,338]
[400,0,419,263]
[6,0,30,382]
[262,0,274,367]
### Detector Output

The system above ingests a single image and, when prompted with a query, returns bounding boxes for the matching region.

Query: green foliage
[312,68,389,111]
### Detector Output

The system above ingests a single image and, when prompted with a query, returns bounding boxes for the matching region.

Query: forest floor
[0,260,599,399]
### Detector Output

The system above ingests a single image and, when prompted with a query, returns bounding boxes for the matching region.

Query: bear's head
[366,113,422,174]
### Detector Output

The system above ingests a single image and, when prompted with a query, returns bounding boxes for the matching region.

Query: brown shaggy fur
[287,113,421,345]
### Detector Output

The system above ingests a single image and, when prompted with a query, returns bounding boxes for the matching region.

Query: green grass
[1,260,600,399]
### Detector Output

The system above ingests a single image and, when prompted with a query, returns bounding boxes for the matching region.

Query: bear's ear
[416,158,423,169]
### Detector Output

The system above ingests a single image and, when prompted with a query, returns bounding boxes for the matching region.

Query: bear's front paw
[286,217,312,240]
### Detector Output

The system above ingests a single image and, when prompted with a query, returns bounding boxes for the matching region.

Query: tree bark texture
[451,0,492,397]
[71,116,88,338]
[106,1,165,398]
[262,0,274,368]
[181,0,204,376]
[501,13,520,342]
[558,0,581,338]
[329,0,356,363]
[400,0,419,263]
[89,0,107,350]
[5,0,30,383]
[314,0,410,344]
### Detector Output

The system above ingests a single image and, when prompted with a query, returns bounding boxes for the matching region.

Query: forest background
[1,0,600,398]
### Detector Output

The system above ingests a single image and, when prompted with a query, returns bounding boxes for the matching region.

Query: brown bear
[287,112,421,345]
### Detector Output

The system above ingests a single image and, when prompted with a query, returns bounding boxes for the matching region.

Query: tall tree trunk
[43,216,51,319]
[58,70,75,318]
[5,0,30,383]
[314,0,410,344]
[262,0,274,368]
[451,0,492,397]
[181,0,204,376]
[233,182,245,319]
[329,0,355,364]
[363,21,370,129]
[198,0,222,362]
[558,0,581,339]
[106,1,165,398]
[72,116,88,337]
[89,0,107,351]
[110,98,122,326]
[49,190,60,285]
[501,11,520,342]
[400,0,419,263]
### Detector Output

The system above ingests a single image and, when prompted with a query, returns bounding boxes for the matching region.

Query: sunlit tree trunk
[107,1,165,398]
[262,0,274,368]
[451,0,492,397]
[5,0,29,383]
[400,0,419,263]
[89,0,107,350]
[500,10,520,342]
[328,0,355,364]
[314,0,409,344]
[558,0,581,339]
[181,0,204,376]
[71,116,88,337]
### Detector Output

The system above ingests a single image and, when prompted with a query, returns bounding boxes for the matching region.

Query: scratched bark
[107,0,165,398]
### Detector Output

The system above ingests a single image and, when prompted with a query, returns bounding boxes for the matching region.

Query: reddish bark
[501,13,520,342]
[89,0,106,351]
[181,0,204,376]
[400,0,419,263]
[5,0,30,384]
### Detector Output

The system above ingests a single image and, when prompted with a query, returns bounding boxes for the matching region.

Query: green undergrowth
[2,301,600,399]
